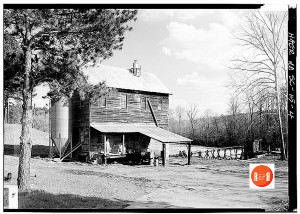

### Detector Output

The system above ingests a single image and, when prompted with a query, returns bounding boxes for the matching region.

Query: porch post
[187,143,191,165]
[49,139,52,159]
[162,143,166,166]
[122,134,125,154]
[104,134,107,165]
[70,137,73,161]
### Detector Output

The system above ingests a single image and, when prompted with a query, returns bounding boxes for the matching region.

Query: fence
[196,146,244,160]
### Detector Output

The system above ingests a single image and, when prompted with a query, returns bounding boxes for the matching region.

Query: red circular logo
[251,165,273,187]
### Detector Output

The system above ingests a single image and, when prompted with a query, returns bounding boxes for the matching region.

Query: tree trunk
[275,75,286,160]
[4,95,8,123]
[17,46,33,191]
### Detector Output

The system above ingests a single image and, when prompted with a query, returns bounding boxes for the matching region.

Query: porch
[89,123,193,166]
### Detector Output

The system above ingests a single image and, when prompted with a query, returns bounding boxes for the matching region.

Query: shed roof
[82,64,171,94]
[91,123,192,143]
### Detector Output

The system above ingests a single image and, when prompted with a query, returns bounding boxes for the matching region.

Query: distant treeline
[168,103,287,152]
[4,100,49,133]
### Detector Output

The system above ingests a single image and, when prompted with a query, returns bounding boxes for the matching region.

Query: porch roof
[90,123,192,143]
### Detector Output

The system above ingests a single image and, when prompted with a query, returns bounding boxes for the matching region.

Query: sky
[101,9,244,116]
[32,6,287,116]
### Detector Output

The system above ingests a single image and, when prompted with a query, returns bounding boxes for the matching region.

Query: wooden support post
[242,148,244,160]
[104,134,107,165]
[59,133,62,159]
[70,137,73,161]
[187,143,191,165]
[49,139,52,159]
[162,143,166,166]
[122,134,125,154]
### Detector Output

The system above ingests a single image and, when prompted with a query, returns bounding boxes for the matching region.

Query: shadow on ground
[4,145,49,158]
[18,189,186,210]
[18,190,129,209]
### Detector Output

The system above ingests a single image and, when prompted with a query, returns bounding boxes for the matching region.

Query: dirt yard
[4,155,288,211]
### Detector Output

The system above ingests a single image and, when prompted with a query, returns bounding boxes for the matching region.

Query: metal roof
[90,123,192,143]
[82,64,171,94]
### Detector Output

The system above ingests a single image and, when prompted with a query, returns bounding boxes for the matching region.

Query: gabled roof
[82,64,171,94]
[91,123,192,143]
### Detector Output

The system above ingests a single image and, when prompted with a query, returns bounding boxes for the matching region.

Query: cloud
[177,72,224,92]
[139,9,214,22]
[177,72,202,85]
[164,21,236,72]
[159,10,243,75]
[162,46,172,56]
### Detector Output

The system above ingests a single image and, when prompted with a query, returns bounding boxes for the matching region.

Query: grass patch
[19,190,129,209]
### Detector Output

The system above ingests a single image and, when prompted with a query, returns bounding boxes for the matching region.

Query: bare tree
[227,96,242,145]
[187,104,198,139]
[229,10,287,159]
[203,109,213,145]
[175,105,185,135]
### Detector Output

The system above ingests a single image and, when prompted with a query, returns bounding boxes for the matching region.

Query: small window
[145,97,149,109]
[158,99,163,111]
[121,94,127,109]
[99,96,106,107]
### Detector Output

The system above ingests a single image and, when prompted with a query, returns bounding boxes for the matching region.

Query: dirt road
[4,155,288,211]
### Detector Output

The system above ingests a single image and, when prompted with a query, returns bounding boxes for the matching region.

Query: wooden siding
[90,90,169,128]
[71,89,169,157]
[71,92,90,155]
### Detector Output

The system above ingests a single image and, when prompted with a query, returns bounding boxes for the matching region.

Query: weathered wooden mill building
[50,60,192,165]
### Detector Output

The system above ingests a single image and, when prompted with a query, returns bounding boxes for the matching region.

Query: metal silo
[50,97,72,159]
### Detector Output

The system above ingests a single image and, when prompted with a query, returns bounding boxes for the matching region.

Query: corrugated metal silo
[50,98,72,158]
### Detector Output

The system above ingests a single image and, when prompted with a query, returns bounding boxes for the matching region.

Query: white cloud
[162,46,172,56]
[139,9,214,22]
[177,72,224,92]
[218,10,240,30]
[177,72,201,85]
[162,11,241,73]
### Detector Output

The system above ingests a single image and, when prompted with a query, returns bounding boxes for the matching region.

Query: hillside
[4,124,49,146]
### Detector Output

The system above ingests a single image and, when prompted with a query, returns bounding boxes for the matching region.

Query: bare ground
[4,155,288,211]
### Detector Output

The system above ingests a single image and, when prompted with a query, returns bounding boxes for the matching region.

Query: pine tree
[4,8,137,190]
